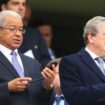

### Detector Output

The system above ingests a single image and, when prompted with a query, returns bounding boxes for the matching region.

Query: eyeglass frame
[0,26,25,34]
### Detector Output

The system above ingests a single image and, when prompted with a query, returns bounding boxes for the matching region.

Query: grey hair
[0,10,22,27]
[83,16,105,45]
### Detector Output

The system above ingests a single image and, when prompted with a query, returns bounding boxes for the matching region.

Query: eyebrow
[8,25,23,28]
[8,1,27,6]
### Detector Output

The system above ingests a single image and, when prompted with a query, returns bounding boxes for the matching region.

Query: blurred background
[28,0,105,57]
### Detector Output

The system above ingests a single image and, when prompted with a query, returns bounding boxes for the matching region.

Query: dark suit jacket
[19,27,51,69]
[59,48,105,105]
[0,51,52,105]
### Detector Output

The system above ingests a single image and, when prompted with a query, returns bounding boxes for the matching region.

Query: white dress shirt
[48,48,56,60]
[0,44,24,70]
[85,47,105,73]
[53,94,64,105]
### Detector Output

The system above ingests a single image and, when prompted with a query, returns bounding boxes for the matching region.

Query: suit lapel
[0,51,30,78]
[0,52,19,78]
[78,49,105,82]
[64,99,69,105]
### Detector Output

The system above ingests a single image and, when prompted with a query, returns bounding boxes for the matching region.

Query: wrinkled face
[0,15,23,50]
[88,22,105,56]
[38,25,52,47]
[2,0,26,18]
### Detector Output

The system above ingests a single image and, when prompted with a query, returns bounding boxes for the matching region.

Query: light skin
[23,5,32,26]
[53,65,62,95]
[87,22,105,57]
[0,15,23,50]
[1,0,26,18]
[0,15,55,92]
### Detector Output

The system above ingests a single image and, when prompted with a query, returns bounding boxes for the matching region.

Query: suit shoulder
[60,52,81,67]
[20,54,41,66]
[62,53,78,60]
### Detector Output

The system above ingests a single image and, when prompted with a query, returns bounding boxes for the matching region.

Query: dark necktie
[55,96,64,105]
[95,57,105,75]
[11,51,24,77]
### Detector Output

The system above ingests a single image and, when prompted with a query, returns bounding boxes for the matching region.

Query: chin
[12,45,20,49]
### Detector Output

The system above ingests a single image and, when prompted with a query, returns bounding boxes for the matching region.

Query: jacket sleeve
[0,83,11,105]
[59,56,105,105]
[38,86,53,105]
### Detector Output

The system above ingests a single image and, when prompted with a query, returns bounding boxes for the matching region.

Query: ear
[87,33,95,43]
[1,4,7,10]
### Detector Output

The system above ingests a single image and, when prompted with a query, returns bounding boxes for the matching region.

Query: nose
[18,2,25,11]
[18,3,25,18]
[14,29,23,37]
[19,4,24,10]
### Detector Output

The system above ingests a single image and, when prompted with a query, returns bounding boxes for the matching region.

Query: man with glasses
[0,10,55,105]
[0,26,25,34]
[0,0,51,69]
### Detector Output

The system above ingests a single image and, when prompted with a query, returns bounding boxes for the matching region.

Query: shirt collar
[85,47,98,60]
[55,94,64,97]
[0,44,18,56]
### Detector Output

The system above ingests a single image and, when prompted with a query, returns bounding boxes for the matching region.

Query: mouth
[13,39,22,44]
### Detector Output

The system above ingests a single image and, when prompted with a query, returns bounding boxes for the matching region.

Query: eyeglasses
[0,26,25,34]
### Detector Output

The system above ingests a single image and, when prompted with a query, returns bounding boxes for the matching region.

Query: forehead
[8,0,26,3]
[5,15,23,26]
[97,22,105,31]
[39,25,52,31]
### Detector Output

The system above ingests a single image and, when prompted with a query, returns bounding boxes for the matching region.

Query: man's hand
[41,65,56,89]
[8,77,32,92]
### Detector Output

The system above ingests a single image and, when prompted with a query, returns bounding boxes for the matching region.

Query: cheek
[46,37,51,42]
[22,8,25,12]
[48,37,52,42]
[1,37,12,47]
[7,6,18,12]
[19,7,25,16]
[1,35,10,41]
[21,35,23,41]
[94,39,105,50]
[6,37,13,44]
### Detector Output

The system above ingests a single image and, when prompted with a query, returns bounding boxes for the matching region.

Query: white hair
[83,16,105,44]
[0,10,22,27]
